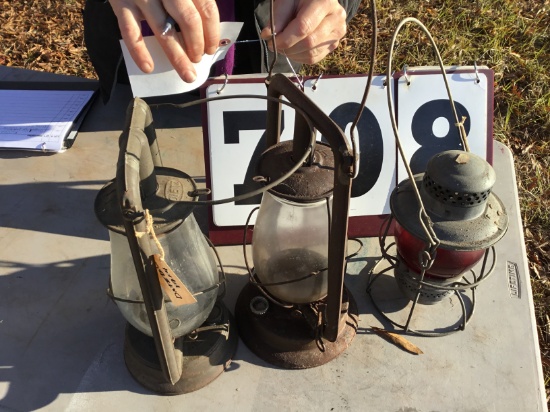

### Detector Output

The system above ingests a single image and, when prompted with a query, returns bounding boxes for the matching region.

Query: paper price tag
[153,254,197,306]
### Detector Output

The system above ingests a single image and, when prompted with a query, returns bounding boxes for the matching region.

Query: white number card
[203,68,493,244]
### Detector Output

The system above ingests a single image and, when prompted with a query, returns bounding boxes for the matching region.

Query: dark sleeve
[240,0,362,75]
[339,0,362,23]
[83,0,127,103]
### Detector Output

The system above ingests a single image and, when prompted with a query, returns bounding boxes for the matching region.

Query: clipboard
[0,67,99,152]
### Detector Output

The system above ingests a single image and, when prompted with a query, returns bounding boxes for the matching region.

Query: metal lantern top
[390,150,509,251]
[257,141,335,203]
[95,167,198,235]
[94,98,199,235]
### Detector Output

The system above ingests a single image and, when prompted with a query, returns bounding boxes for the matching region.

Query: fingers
[111,2,155,73]
[261,0,347,65]
[110,0,220,83]
[281,13,345,64]
[165,0,220,61]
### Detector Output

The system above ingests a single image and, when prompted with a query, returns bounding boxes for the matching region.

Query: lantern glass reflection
[109,213,218,338]
[252,192,332,304]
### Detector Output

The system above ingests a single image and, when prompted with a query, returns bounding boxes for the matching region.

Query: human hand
[260,0,347,65]
[109,0,220,82]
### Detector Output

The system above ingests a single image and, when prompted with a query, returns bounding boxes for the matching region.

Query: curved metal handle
[117,98,160,211]
[266,74,355,176]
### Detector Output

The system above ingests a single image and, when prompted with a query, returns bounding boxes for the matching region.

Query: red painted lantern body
[389,151,508,304]
[394,222,485,279]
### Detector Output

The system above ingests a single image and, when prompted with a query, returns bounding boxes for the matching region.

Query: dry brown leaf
[371,326,424,355]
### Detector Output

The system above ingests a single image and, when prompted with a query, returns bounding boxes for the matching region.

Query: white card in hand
[120,22,243,98]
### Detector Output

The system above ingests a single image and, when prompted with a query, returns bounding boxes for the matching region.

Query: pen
[162,16,176,36]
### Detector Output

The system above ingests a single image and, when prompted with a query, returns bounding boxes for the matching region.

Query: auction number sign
[204,68,492,244]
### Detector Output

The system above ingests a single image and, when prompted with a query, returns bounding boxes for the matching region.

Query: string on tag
[455,116,471,152]
[142,209,197,305]
[144,209,165,260]
[282,52,304,91]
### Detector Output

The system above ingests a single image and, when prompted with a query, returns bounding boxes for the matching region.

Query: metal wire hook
[311,73,323,91]
[216,72,229,95]
[403,64,411,85]
[473,61,481,84]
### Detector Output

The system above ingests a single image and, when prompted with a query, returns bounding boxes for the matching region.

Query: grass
[1,0,549,403]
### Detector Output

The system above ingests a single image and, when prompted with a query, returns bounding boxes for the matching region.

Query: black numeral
[327,103,384,198]
[409,99,470,173]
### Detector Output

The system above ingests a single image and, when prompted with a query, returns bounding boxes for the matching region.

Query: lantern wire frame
[367,215,498,337]
[240,204,364,310]
[366,17,498,336]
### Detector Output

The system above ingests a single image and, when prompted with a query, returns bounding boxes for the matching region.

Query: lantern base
[123,301,238,395]
[235,283,358,369]
[394,257,463,305]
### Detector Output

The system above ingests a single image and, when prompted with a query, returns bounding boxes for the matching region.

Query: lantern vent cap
[257,140,335,203]
[390,150,509,251]
[94,167,198,235]
[423,150,496,209]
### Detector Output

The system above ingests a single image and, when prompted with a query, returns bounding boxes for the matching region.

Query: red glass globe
[394,222,486,279]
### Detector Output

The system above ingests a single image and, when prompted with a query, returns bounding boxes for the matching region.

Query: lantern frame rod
[264,73,355,342]
[116,98,183,385]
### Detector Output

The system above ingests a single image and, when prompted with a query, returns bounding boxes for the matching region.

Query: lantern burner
[235,283,358,369]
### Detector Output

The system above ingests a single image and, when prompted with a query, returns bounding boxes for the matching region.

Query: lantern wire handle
[386,17,470,155]
[385,17,473,250]
[349,0,378,178]
[150,94,315,210]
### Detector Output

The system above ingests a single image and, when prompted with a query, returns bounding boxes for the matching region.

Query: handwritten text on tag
[153,254,197,306]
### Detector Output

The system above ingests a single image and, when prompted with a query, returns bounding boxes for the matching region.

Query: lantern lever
[265,74,354,342]
[116,98,183,385]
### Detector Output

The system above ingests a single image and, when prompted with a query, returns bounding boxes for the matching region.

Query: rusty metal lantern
[235,74,359,368]
[95,98,237,394]
[368,148,509,335]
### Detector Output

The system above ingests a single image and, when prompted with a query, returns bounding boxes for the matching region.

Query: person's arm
[260,0,360,65]
[108,0,221,82]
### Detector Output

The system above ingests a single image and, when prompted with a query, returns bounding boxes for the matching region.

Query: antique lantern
[236,74,359,368]
[390,150,509,304]
[95,98,237,394]
[367,17,509,334]
[368,148,509,335]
